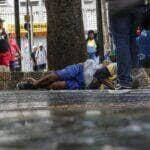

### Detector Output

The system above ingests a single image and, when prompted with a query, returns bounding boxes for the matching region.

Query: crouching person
[17,59,106,90]
[89,62,117,90]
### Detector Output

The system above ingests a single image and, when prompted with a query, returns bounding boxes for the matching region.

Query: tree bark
[45,0,87,70]
[96,0,104,60]
[14,0,21,48]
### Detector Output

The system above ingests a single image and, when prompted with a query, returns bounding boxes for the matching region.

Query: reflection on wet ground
[0,107,150,150]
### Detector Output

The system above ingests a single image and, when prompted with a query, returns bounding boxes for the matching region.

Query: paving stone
[0,71,149,111]
[0,90,149,111]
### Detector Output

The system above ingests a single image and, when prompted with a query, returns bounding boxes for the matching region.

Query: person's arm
[89,77,115,90]
[33,74,54,86]
[28,72,59,88]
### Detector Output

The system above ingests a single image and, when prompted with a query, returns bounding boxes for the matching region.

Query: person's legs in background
[41,63,46,71]
[9,61,15,71]
[37,64,46,72]
[110,14,133,89]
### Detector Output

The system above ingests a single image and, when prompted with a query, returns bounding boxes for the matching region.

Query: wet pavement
[0,90,150,150]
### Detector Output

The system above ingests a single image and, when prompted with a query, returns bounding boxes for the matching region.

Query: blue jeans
[130,36,139,67]
[110,14,133,86]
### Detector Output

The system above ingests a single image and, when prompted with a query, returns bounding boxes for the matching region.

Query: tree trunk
[96,0,104,60]
[45,0,87,70]
[14,0,21,48]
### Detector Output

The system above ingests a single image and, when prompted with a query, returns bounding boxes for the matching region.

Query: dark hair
[88,30,94,34]
[87,30,96,41]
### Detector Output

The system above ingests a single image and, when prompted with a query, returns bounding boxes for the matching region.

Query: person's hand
[26,78,37,86]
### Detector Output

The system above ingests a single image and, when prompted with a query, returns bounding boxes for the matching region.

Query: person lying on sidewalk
[17,59,115,90]
[89,62,117,90]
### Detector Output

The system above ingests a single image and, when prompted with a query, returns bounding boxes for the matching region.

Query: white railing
[0,6,47,25]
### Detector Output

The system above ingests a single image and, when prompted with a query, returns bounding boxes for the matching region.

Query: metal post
[30,4,34,47]
[96,0,104,61]
[14,0,21,48]
[26,0,32,55]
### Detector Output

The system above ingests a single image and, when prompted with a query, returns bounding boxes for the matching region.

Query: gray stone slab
[0,90,150,111]
[0,91,49,111]
[48,89,150,104]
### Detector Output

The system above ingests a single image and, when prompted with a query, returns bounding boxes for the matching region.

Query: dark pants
[140,56,150,68]
[10,61,21,71]
[110,14,133,87]
[37,64,46,71]
[33,65,38,71]
[130,36,139,67]
[109,5,148,86]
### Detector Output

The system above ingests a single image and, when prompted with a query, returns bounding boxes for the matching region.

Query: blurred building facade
[0,0,97,34]
[0,0,98,71]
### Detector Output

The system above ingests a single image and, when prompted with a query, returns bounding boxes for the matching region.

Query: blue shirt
[136,30,150,57]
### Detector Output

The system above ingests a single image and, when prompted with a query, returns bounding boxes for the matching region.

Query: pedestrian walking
[9,33,21,71]
[31,45,38,71]
[86,30,100,63]
[35,43,47,71]
[0,18,11,71]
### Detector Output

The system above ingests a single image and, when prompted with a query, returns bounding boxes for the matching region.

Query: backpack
[0,29,10,53]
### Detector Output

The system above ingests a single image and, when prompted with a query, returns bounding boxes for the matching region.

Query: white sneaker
[115,84,132,90]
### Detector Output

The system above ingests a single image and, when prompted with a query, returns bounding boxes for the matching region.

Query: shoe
[108,89,131,94]
[115,84,132,90]
[16,82,34,90]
